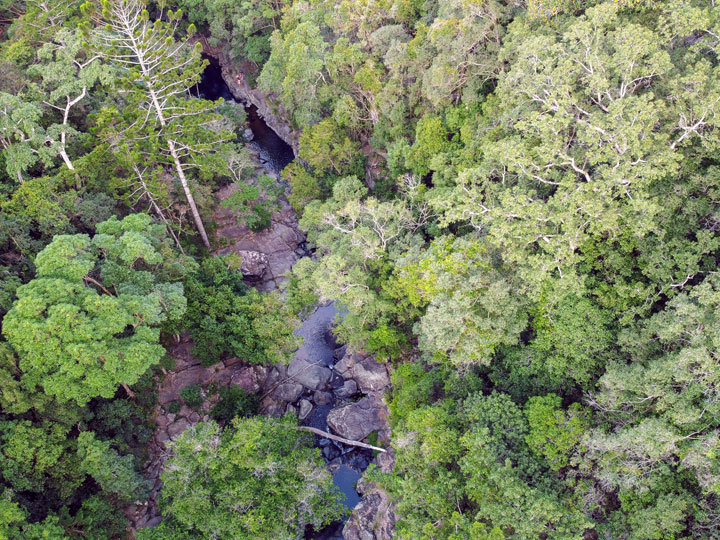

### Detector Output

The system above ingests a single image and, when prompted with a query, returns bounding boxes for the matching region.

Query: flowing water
[198,64,364,538]
[195,58,295,174]
[292,303,370,539]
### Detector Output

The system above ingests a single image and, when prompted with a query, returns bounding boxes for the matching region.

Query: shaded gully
[129,59,393,538]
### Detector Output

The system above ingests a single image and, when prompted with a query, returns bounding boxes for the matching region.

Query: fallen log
[296,426,386,453]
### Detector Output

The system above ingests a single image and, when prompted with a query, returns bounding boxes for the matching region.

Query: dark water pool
[293,304,371,539]
[196,58,295,173]
[309,465,362,540]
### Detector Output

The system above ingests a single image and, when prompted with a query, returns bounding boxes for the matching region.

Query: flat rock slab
[287,355,332,390]
[158,365,216,405]
[327,396,387,442]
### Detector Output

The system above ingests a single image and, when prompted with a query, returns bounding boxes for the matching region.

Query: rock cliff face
[211,50,300,156]
[343,451,398,540]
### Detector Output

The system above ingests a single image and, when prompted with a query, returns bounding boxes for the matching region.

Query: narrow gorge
[128,54,397,540]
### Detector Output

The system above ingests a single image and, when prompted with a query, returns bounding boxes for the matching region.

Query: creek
[289,303,372,540]
[197,62,366,539]
[195,58,295,174]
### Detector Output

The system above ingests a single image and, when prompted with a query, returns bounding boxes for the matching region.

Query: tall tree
[85,0,233,249]
[155,416,346,539]
[2,213,189,405]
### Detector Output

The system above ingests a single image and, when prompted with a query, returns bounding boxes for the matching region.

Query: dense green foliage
[152,415,346,539]
[3,213,189,404]
[251,0,720,538]
[173,255,298,366]
[0,3,306,536]
[3,0,720,538]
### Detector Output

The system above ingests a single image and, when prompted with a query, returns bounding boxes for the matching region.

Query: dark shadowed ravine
[197,65,366,538]
[195,58,295,173]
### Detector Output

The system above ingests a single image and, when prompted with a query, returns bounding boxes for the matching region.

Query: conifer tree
[84,0,233,249]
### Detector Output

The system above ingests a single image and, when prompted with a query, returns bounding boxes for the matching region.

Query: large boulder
[336,379,358,399]
[342,481,396,540]
[327,396,387,441]
[298,399,313,420]
[352,356,390,394]
[334,350,362,378]
[273,382,304,403]
[167,418,190,440]
[287,354,332,390]
[236,250,269,280]
[259,396,287,417]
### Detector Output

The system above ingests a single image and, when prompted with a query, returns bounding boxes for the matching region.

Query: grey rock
[342,488,396,540]
[287,355,332,390]
[158,365,216,404]
[263,365,287,390]
[333,344,347,361]
[353,357,390,394]
[286,404,298,416]
[336,379,358,399]
[155,413,170,430]
[145,516,163,529]
[259,396,286,417]
[167,418,190,440]
[328,457,343,474]
[313,391,333,405]
[298,399,313,420]
[327,396,387,441]
[334,350,361,378]
[236,250,269,280]
[179,405,194,418]
[322,444,340,461]
[375,448,396,474]
[273,382,304,403]
[243,128,254,141]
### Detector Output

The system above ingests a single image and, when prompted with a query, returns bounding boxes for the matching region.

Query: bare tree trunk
[296,426,386,453]
[121,382,136,400]
[57,88,85,172]
[59,149,75,171]
[167,139,211,249]
[121,13,212,250]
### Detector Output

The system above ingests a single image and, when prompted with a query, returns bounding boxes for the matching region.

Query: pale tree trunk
[121,382,136,400]
[166,139,211,249]
[143,69,211,249]
[115,7,212,250]
[132,164,186,254]
[296,426,386,453]
[57,88,86,172]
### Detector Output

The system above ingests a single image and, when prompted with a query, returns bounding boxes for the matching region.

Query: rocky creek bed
[128,303,397,539]
[126,54,397,539]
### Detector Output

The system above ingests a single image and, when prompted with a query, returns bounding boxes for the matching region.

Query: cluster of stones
[257,317,397,540]
[260,339,391,449]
